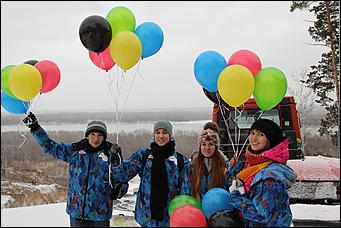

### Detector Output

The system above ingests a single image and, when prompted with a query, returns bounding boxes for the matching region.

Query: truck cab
[212,95,339,205]
[212,95,304,160]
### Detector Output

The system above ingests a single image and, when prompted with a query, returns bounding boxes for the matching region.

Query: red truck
[211,95,339,205]
[212,96,304,160]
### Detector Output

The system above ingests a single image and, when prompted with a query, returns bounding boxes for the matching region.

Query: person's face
[154,128,170,146]
[87,132,105,148]
[248,129,270,151]
[200,140,216,158]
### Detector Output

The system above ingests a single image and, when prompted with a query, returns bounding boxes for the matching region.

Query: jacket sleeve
[179,163,192,195]
[225,160,244,189]
[229,179,285,223]
[111,148,148,183]
[30,125,75,163]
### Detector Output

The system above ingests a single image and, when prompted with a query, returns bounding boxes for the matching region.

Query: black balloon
[207,210,243,227]
[203,88,229,107]
[79,15,112,53]
[24,60,39,66]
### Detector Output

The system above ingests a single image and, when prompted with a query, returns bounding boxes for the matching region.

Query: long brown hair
[190,146,226,202]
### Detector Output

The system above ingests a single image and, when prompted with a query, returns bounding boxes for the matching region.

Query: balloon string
[118,59,141,124]
[106,68,120,144]
[17,113,30,148]
[234,107,243,158]
[236,109,264,159]
[99,52,105,70]
[137,58,147,80]
[216,93,236,155]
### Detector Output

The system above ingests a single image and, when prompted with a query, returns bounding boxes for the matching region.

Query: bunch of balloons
[194,49,287,111]
[168,195,206,227]
[1,59,61,115]
[79,6,164,71]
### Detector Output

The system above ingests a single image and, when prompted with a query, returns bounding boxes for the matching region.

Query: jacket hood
[260,138,289,164]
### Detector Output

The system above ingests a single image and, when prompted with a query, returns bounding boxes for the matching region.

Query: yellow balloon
[110,31,142,71]
[217,65,255,107]
[8,64,42,102]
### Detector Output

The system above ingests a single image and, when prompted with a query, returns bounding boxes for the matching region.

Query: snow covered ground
[1,201,339,227]
[2,175,340,227]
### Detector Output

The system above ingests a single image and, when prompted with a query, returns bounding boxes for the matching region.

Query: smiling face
[200,140,216,158]
[87,132,105,148]
[154,128,171,146]
[248,129,270,151]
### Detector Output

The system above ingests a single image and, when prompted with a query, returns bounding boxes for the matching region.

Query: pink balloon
[228,50,262,76]
[34,60,61,94]
[89,46,115,71]
[170,205,207,227]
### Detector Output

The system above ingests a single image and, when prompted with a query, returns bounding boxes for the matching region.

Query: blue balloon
[202,188,234,219]
[1,91,30,115]
[194,51,227,92]
[135,22,164,58]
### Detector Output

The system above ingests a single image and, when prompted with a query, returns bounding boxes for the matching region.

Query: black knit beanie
[85,120,107,141]
[249,118,285,148]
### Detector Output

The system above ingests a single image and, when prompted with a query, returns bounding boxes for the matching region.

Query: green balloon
[253,67,287,110]
[1,65,17,99]
[168,195,202,218]
[106,6,136,38]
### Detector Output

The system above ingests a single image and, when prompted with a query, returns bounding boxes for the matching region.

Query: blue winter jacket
[229,139,296,227]
[180,158,241,198]
[229,163,296,227]
[111,139,190,227]
[30,126,128,221]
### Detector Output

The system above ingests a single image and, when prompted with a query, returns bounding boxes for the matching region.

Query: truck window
[228,109,280,129]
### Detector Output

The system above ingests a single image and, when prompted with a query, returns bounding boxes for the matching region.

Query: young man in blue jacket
[23,112,128,227]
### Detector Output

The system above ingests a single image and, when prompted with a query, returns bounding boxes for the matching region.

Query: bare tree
[288,69,316,150]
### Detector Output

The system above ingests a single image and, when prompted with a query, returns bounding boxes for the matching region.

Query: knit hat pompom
[203,121,218,133]
[249,118,285,148]
[198,128,220,147]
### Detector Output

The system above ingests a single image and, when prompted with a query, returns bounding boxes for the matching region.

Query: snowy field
[1,201,340,227]
[1,175,340,227]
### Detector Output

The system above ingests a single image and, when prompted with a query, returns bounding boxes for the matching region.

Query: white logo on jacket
[98,152,109,162]
[168,156,177,165]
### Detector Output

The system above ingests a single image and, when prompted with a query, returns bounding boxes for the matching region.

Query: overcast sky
[1,1,327,113]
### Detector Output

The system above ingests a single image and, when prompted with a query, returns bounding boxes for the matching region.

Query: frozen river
[1,120,212,134]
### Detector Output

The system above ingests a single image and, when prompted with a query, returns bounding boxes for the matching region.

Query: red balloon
[34,60,61,94]
[89,46,115,71]
[228,50,262,76]
[170,205,207,227]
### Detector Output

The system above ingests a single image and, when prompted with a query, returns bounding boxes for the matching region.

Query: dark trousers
[70,217,110,227]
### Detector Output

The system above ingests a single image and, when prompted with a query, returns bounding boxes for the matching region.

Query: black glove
[23,112,40,131]
[71,138,90,151]
[110,182,128,200]
[105,141,122,162]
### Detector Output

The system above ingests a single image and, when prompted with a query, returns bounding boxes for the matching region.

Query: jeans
[70,217,110,227]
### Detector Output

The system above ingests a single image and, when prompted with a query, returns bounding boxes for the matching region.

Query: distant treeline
[1,109,212,125]
[1,130,199,187]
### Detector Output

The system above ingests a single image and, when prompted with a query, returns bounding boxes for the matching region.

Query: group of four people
[23,112,296,227]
